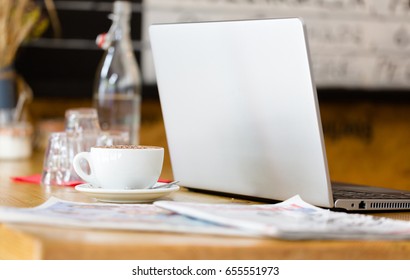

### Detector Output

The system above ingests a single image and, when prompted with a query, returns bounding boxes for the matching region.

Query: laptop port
[359,201,366,209]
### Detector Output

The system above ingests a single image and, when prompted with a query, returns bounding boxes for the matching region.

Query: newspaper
[0,197,247,237]
[1,196,410,240]
[155,196,410,240]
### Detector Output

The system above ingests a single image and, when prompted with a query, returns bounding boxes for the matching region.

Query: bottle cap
[113,1,132,15]
[96,33,111,49]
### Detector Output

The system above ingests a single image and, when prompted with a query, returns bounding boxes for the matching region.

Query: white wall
[142,0,410,90]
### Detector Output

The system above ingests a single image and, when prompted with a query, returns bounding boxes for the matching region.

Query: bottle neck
[111,16,131,42]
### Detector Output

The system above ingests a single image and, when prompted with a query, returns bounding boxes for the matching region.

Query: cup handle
[73,152,98,186]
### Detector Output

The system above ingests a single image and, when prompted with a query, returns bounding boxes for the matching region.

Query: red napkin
[11,174,172,187]
[11,174,83,187]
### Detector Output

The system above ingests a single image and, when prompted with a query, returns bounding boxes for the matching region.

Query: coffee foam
[96,145,161,149]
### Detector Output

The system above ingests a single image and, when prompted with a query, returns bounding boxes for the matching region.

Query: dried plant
[0,0,50,68]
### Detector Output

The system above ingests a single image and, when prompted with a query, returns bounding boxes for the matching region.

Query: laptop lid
[149,18,334,208]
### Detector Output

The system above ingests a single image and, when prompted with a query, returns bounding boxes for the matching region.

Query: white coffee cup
[73,145,164,189]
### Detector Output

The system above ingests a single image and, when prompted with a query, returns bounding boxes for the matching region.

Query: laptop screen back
[149,18,334,208]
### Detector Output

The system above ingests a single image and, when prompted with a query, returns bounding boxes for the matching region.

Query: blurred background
[11,0,410,188]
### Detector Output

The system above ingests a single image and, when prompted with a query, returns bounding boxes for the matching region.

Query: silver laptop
[149,18,410,211]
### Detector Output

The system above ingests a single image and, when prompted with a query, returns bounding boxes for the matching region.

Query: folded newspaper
[155,196,410,240]
[1,195,410,240]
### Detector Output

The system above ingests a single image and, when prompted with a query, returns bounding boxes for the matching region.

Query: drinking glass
[97,130,130,146]
[41,132,72,186]
[64,107,101,152]
[65,108,101,133]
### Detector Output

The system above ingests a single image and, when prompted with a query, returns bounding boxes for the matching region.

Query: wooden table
[2,152,410,260]
[1,103,410,260]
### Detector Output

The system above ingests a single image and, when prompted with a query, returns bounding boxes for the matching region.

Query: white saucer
[75,182,180,203]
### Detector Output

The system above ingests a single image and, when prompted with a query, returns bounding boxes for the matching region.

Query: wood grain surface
[1,99,410,259]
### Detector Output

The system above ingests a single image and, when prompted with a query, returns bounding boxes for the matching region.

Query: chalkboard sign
[142,0,410,90]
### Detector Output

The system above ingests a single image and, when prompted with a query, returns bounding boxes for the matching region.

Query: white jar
[0,122,33,160]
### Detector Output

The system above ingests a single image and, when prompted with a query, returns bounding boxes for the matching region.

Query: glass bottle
[93,1,141,144]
